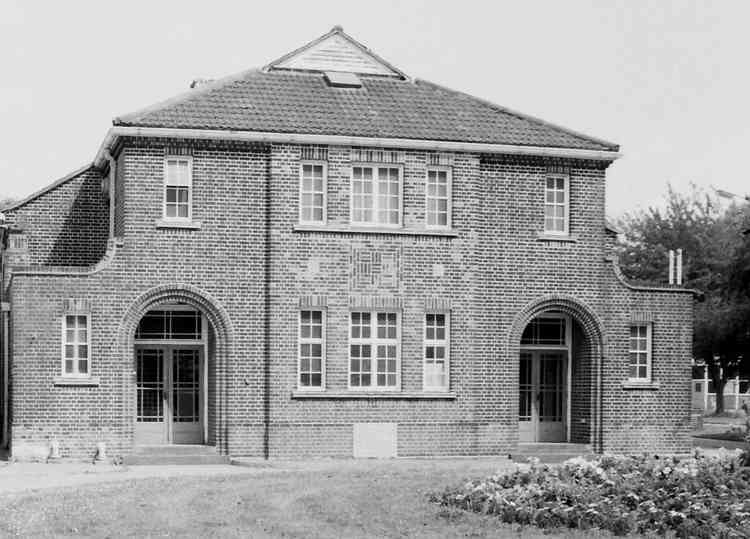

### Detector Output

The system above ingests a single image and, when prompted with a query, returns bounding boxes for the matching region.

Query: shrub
[432,450,750,537]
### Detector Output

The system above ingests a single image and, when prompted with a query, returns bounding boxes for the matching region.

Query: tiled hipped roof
[114,27,618,153]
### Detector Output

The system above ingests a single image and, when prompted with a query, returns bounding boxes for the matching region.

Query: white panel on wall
[353,422,397,458]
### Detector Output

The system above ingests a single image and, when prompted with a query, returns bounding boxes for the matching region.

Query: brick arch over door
[118,284,234,454]
[508,294,605,451]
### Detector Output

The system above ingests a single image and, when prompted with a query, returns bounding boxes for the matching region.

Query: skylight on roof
[323,71,362,88]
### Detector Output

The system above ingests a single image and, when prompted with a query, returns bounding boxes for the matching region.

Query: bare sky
[1,0,748,216]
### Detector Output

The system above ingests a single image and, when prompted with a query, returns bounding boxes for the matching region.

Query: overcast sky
[1,0,748,216]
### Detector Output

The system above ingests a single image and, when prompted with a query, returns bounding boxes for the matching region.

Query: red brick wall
[3,138,695,458]
[4,167,109,267]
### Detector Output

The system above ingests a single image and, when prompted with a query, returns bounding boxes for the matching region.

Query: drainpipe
[0,216,8,448]
[103,151,116,238]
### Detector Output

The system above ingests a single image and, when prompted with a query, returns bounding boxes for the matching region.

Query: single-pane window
[349,311,399,389]
[164,158,192,220]
[299,311,324,388]
[352,166,401,226]
[629,324,652,380]
[426,168,450,228]
[544,175,568,234]
[299,163,326,223]
[424,313,449,390]
[62,314,90,376]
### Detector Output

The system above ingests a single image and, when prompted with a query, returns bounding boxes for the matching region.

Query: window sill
[53,376,100,387]
[621,380,660,390]
[536,233,578,243]
[291,390,457,400]
[155,219,202,230]
[293,224,458,237]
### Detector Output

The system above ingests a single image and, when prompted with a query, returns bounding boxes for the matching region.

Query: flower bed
[432,450,750,537]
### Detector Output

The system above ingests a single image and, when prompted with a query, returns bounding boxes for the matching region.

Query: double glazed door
[519,350,567,442]
[135,346,203,445]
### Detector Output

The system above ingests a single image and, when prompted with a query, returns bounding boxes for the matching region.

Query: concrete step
[123,453,230,465]
[132,444,219,456]
[124,444,229,465]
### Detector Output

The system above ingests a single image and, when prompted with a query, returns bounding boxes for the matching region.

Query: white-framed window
[544,174,569,234]
[299,162,327,224]
[164,157,192,220]
[351,165,402,226]
[426,167,451,228]
[629,323,652,380]
[299,310,325,389]
[349,311,400,389]
[62,314,90,377]
[424,313,449,391]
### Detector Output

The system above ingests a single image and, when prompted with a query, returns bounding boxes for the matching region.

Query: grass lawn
[0,459,620,538]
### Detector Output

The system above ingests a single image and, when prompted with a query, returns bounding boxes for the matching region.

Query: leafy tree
[0,197,16,211]
[617,184,750,413]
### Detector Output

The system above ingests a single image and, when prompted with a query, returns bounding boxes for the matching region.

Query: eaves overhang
[93,126,622,169]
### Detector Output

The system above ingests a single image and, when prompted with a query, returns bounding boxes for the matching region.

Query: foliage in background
[433,451,750,537]
[616,184,750,412]
[0,197,17,211]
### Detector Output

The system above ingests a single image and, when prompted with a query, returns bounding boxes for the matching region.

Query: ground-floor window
[62,314,90,376]
[629,323,652,380]
[424,313,449,390]
[299,310,324,389]
[349,311,399,389]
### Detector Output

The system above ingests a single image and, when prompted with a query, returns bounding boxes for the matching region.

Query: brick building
[0,27,696,460]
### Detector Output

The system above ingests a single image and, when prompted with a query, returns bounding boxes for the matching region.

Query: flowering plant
[432,450,750,537]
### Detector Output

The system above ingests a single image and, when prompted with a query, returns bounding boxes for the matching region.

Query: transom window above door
[521,316,567,346]
[351,165,402,226]
[136,309,202,340]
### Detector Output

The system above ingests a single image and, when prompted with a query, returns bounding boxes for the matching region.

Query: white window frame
[61,313,91,378]
[298,310,326,391]
[348,311,401,391]
[425,166,452,229]
[350,164,403,227]
[628,323,652,381]
[299,161,327,224]
[544,174,569,235]
[423,312,450,391]
[163,156,193,222]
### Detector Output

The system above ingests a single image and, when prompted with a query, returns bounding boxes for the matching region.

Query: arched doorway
[119,285,233,452]
[519,313,570,442]
[134,305,206,445]
[511,296,604,448]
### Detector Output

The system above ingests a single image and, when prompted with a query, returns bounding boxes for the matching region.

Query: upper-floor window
[349,311,400,389]
[164,157,192,220]
[299,162,327,224]
[544,175,568,235]
[299,310,325,389]
[426,167,451,228]
[629,323,652,381]
[351,166,402,226]
[62,314,90,377]
[424,313,450,391]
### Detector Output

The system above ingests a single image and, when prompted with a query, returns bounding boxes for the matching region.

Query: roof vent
[323,71,362,88]
[190,78,214,89]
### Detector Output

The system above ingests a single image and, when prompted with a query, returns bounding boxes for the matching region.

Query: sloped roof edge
[114,68,260,126]
[1,164,97,213]
[416,78,619,152]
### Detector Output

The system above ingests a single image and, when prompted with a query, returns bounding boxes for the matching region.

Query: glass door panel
[170,348,202,444]
[518,352,534,442]
[135,348,166,444]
